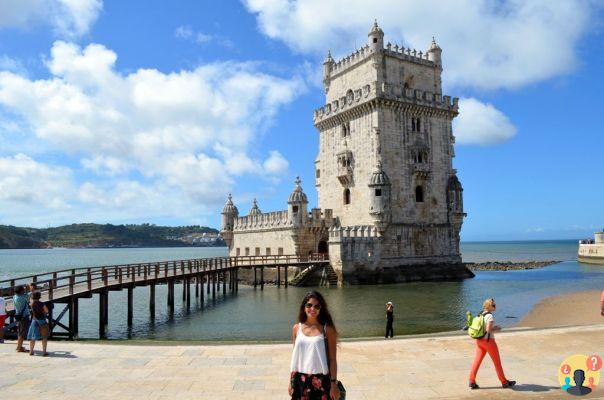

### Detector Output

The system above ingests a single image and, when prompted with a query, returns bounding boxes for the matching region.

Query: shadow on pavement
[480,384,559,392]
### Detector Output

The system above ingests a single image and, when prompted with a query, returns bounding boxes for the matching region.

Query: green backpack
[466,311,491,339]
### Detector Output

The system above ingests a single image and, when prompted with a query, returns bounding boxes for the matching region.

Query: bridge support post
[200,274,204,303]
[212,272,216,299]
[260,267,264,291]
[253,267,257,289]
[127,287,133,327]
[99,290,108,339]
[285,266,288,288]
[167,280,175,315]
[195,275,199,298]
[182,278,186,302]
[236,268,239,292]
[222,271,226,296]
[150,283,156,320]
[69,298,79,340]
[206,272,210,295]
[277,266,281,288]
[185,277,191,310]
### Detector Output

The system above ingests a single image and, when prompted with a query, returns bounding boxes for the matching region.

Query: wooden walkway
[0,254,328,339]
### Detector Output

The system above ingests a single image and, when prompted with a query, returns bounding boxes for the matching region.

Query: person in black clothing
[385,301,394,338]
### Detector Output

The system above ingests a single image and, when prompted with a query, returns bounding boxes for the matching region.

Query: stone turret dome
[249,198,261,215]
[428,37,442,52]
[369,19,384,36]
[221,193,239,215]
[324,50,334,64]
[288,176,308,204]
[369,162,390,186]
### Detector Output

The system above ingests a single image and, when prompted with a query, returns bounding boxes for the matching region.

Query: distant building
[221,22,471,284]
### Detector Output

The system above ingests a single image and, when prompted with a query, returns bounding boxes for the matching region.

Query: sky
[0,0,602,241]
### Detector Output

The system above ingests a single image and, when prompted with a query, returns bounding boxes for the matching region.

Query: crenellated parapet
[313,81,458,126]
[384,42,435,66]
[233,210,291,231]
[329,225,380,240]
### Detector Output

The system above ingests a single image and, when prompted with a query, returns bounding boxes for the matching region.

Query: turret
[368,162,391,233]
[220,193,238,249]
[249,198,261,215]
[368,20,384,52]
[288,176,308,227]
[427,37,442,67]
[447,175,464,224]
[323,50,334,90]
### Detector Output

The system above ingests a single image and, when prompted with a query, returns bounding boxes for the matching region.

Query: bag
[466,311,490,339]
[323,324,346,400]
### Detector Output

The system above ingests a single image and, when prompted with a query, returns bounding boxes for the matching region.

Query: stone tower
[314,22,469,283]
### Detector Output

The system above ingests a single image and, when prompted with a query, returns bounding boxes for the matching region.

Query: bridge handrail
[0,254,328,298]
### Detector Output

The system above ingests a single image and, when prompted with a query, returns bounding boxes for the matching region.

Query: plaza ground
[1,323,602,399]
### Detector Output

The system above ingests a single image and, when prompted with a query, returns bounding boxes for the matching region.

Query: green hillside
[0,223,223,249]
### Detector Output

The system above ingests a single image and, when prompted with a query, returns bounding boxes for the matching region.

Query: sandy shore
[518,289,603,328]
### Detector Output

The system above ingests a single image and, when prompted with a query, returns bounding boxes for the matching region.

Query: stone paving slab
[1,325,603,399]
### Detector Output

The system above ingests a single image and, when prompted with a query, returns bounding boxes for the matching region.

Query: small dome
[447,175,463,191]
[428,36,441,52]
[249,198,261,215]
[288,176,308,204]
[369,162,390,186]
[221,193,239,215]
[369,19,384,36]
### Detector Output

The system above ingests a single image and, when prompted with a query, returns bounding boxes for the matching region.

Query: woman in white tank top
[289,291,340,400]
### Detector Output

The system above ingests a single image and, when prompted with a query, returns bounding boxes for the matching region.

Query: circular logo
[558,354,601,396]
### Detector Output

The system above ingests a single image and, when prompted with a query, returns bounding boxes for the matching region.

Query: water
[1,240,602,342]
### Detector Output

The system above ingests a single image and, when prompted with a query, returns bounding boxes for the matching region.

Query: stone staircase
[290,264,338,287]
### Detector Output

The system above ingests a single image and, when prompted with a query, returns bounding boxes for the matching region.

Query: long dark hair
[297,291,337,336]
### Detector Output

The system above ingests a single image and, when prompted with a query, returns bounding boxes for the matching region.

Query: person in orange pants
[468,298,516,389]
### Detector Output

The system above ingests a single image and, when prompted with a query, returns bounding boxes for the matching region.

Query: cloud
[454,98,517,145]
[242,0,600,90]
[174,25,234,48]
[0,41,304,225]
[0,154,73,209]
[0,0,103,38]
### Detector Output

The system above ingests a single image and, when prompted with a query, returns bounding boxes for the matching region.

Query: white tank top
[290,323,330,374]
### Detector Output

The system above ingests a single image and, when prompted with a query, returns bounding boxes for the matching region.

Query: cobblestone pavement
[1,325,602,399]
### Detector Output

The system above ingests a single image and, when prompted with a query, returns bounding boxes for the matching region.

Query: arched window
[415,186,424,203]
[417,118,421,132]
[343,188,351,205]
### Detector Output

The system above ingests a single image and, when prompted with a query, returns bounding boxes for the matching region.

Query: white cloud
[263,150,288,174]
[0,0,102,38]
[454,98,517,145]
[243,0,599,90]
[174,25,234,48]
[0,41,303,225]
[0,154,73,208]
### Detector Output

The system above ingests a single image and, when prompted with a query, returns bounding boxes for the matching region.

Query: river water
[1,240,602,342]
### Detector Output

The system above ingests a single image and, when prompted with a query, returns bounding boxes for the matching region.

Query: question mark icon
[586,354,602,371]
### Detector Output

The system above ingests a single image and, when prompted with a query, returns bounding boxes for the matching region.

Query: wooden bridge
[0,254,329,339]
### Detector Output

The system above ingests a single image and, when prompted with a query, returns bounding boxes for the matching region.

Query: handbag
[323,324,346,400]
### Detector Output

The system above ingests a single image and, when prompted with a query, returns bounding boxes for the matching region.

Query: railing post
[119,268,123,285]
[102,268,108,286]
[143,264,148,281]
[164,262,168,278]
[52,272,57,290]
[87,270,92,291]
[69,270,75,295]
[48,279,54,300]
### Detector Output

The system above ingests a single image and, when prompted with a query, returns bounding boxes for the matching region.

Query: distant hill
[0,223,224,249]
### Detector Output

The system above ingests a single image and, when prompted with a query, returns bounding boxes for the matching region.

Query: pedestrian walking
[385,301,394,338]
[468,298,516,389]
[13,285,31,353]
[27,291,49,356]
[289,291,342,400]
[0,295,6,343]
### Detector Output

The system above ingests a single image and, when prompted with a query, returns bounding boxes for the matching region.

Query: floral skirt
[291,371,330,400]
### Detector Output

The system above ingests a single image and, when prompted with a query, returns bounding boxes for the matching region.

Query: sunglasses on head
[305,302,321,310]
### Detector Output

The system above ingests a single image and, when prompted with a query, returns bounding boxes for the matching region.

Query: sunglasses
[305,303,321,310]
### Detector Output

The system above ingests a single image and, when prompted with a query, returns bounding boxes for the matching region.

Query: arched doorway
[318,240,329,255]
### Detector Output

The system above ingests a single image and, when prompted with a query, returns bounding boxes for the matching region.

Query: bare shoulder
[292,323,299,335]
[325,324,337,337]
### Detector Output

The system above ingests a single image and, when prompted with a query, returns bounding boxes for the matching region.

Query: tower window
[375,189,382,197]
[411,117,421,132]
[373,38,378,43]
[316,169,320,178]
[415,186,424,203]
[343,188,351,205]
[292,205,299,213]
[341,122,350,137]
